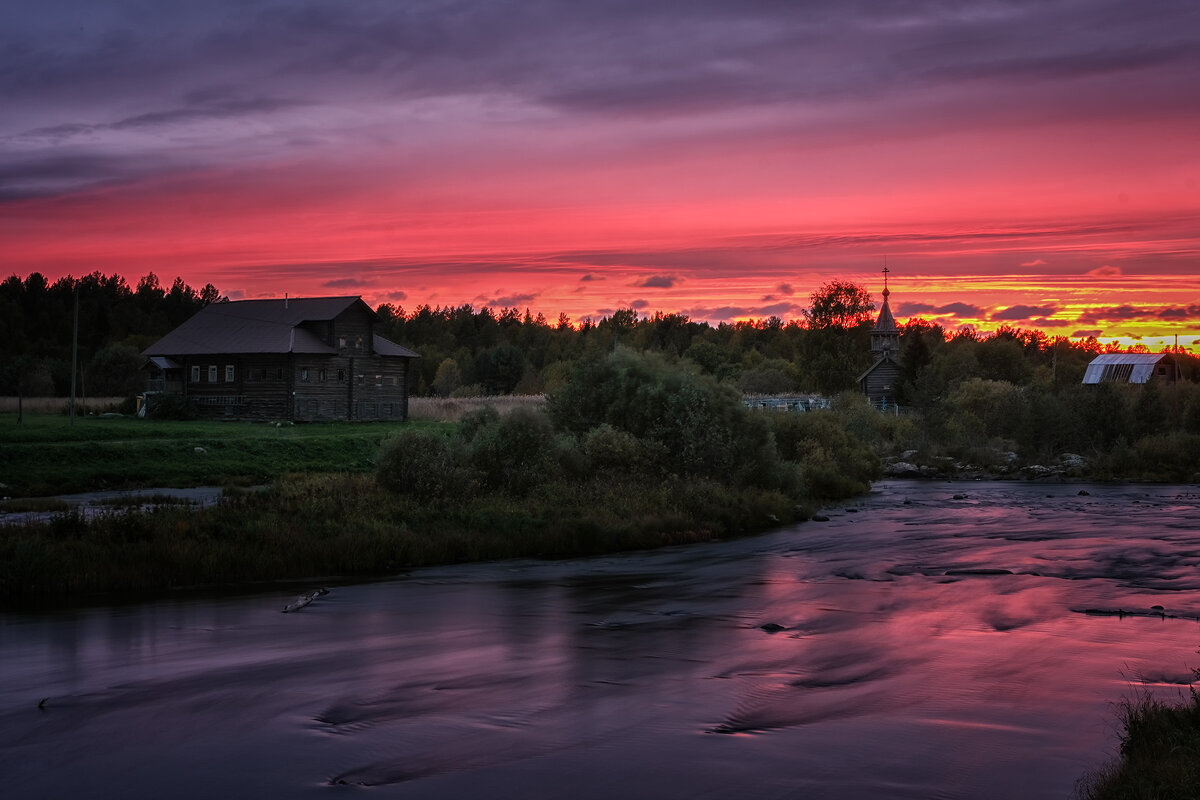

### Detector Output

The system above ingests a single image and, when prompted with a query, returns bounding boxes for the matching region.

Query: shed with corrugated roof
[1081,353,1176,385]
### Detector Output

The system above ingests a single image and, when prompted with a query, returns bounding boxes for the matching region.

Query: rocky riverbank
[883,449,1092,481]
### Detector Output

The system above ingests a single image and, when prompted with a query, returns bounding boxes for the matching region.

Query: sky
[2,0,1198,349]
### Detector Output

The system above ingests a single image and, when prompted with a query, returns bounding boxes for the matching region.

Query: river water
[3,480,1200,799]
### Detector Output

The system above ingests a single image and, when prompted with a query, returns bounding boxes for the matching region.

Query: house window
[208,365,218,383]
[300,368,310,382]
[355,336,363,351]
[338,337,347,348]
[276,368,283,380]
[319,368,327,382]
[191,366,200,383]
[225,365,235,382]
[337,369,346,382]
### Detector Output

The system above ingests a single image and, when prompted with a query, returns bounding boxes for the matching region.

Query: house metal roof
[143,296,418,357]
[1081,353,1168,384]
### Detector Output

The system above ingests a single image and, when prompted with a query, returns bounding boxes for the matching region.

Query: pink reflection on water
[2,481,1199,799]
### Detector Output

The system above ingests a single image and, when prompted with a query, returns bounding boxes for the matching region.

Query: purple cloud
[683,301,803,322]
[992,304,1058,321]
[1158,304,1200,319]
[936,302,985,317]
[897,301,983,317]
[323,277,373,288]
[634,274,677,289]
[487,292,539,307]
[1077,303,1200,325]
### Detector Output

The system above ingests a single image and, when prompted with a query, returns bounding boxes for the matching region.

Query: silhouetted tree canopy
[803,281,875,330]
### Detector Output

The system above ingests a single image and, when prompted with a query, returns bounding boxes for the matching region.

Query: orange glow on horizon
[2,118,1197,352]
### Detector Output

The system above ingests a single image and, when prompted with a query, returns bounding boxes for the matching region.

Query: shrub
[763,410,881,497]
[947,378,1026,439]
[1130,432,1200,481]
[582,424,664,476]
[376,428,474,500]
[548,349,777,484]
[142,392,196,420]
[459,405,501,442]
[467,407,558,494]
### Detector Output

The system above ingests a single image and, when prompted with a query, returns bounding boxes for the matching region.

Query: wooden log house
[142,296,418,421]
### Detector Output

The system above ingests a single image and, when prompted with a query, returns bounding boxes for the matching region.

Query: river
[3,480,1199,799]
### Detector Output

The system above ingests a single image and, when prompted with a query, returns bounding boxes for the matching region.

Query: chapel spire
[870,265,899,357]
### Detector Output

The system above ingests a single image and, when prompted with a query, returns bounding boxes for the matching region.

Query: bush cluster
[377,348,881,508]
[897,373,1200,480]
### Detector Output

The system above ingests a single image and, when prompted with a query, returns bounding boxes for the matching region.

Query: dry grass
[407,394,546,422]
[0,396,126,414]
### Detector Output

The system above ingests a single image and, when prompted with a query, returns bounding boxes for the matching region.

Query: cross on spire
[881,264,890,298]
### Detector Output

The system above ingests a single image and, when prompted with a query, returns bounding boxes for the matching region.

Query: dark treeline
[5,271,1199,450]
[375,303,873,397]
[0,271,224,398]
[377,284,886,397]
[375,300,1198,398]
[883,321,1200,478]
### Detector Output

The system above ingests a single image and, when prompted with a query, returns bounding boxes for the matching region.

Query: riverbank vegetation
[887,323,1200,482]
[0,350,882,600]
[1077,687,1200,799]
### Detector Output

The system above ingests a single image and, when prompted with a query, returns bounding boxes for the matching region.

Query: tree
[431,357,463,397]
[199,283,225,306]
[547,349,780,486]
[803,281,874,330]
[86,344,145,397]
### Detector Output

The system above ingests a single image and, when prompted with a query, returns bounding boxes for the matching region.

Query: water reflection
[3,481,1200,799]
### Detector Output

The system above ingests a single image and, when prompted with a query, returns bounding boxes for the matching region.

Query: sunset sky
[2,0,1198,348]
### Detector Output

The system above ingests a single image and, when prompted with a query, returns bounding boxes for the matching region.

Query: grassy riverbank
[0,470,804,599]
[1,352,883,601]
[1077,689,1200,799]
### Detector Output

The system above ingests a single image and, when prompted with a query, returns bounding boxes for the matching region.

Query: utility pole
[69,287,79,426]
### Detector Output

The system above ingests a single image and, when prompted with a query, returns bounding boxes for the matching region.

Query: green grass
[0,413,449,497]
[1077,689,1200,799]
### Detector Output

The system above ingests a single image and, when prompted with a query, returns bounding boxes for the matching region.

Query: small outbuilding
[142,296,418,421]
[1081,353,1177,385]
